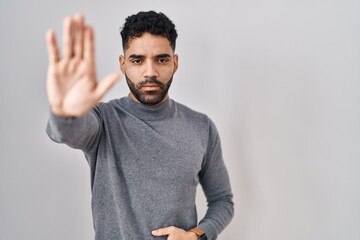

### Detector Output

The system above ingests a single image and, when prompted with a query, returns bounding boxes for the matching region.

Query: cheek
[124,66,141,80]
[161,66,176,78]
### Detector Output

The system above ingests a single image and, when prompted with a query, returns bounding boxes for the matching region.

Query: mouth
[141,84,161,91]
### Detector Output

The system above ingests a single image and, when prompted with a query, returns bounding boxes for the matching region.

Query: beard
[125,74,173,106]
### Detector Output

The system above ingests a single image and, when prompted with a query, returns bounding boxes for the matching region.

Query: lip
[142,84,160,90]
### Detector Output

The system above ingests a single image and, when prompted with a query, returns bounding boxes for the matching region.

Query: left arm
[152,119,234,240]
[195,119,234,240]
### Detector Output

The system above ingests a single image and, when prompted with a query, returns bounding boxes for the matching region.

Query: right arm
[45,14,120,150]
[46,110,101,151]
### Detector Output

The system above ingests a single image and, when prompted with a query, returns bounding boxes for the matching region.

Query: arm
[197,119,234,240]
[152,120,234,240]
[45,14,119,149]
[46,109,101,151]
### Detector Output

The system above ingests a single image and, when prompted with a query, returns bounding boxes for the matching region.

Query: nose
[143,61,158,79]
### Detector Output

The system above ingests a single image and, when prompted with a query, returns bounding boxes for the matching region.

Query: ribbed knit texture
[46,96,234,240]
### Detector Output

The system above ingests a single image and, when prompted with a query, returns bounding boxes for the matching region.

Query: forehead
[125,33,173,57]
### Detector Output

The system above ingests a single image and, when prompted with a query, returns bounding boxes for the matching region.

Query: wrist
[50,105,66,117]
[50,105,76,119]
[187,231,198,240]
[188,227,207,240]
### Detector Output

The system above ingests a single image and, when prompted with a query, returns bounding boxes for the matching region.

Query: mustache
[137,77,165,89]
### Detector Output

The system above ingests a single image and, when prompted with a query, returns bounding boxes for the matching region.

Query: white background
[0,0,359,239]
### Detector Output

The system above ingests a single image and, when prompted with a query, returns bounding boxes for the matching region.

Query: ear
[173,54,179,74]
[119,55,125,74]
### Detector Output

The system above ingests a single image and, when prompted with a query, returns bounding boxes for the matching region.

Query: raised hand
[45,14,120,118]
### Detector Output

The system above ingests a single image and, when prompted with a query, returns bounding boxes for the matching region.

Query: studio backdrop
[0,0,359,239]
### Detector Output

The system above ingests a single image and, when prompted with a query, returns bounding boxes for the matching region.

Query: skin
[119,32,178,106]
[45,14,120,118]
[152,227,198,240]
[45,14,198,240]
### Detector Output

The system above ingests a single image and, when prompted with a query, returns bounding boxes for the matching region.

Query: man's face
[119,33,178,106]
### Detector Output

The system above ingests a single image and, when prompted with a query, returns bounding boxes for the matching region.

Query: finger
[63,16,73,59]
[45,29,60,64]
[152,226,176,236]
[94,72,120,100]
[84,26,95,65]
[73,13,84,59]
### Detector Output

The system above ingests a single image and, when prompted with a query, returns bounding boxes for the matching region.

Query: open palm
[45,14,120,118]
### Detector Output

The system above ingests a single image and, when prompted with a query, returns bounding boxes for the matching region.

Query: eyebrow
[155,54,171,58]
[128,54,172,59]
[128,54,144,59]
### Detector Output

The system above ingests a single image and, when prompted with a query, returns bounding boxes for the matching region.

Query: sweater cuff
[197,222,217,240]
[49,110,81,123]
[46,110,89,143]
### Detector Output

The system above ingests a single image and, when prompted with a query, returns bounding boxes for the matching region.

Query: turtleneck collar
[118,95,175,121]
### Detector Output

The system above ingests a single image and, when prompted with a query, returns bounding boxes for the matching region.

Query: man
[46,11,234,240]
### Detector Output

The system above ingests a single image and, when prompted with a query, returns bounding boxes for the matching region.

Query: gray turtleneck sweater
[46,96,234,240]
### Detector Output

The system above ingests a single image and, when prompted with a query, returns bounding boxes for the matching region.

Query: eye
[158,58,169,63]
[131,59,142,64]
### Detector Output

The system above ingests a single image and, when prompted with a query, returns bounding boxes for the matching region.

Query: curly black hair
[120,11,178,51]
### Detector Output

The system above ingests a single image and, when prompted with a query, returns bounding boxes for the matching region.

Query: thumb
[95,72,120,100]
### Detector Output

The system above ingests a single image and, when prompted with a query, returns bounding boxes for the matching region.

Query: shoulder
[173,101,222,159]
[173,100,218,134]
[174,100,209,122]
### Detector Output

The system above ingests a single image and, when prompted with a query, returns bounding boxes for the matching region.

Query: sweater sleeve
[197,119,234,240]
[46,108,102,152]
